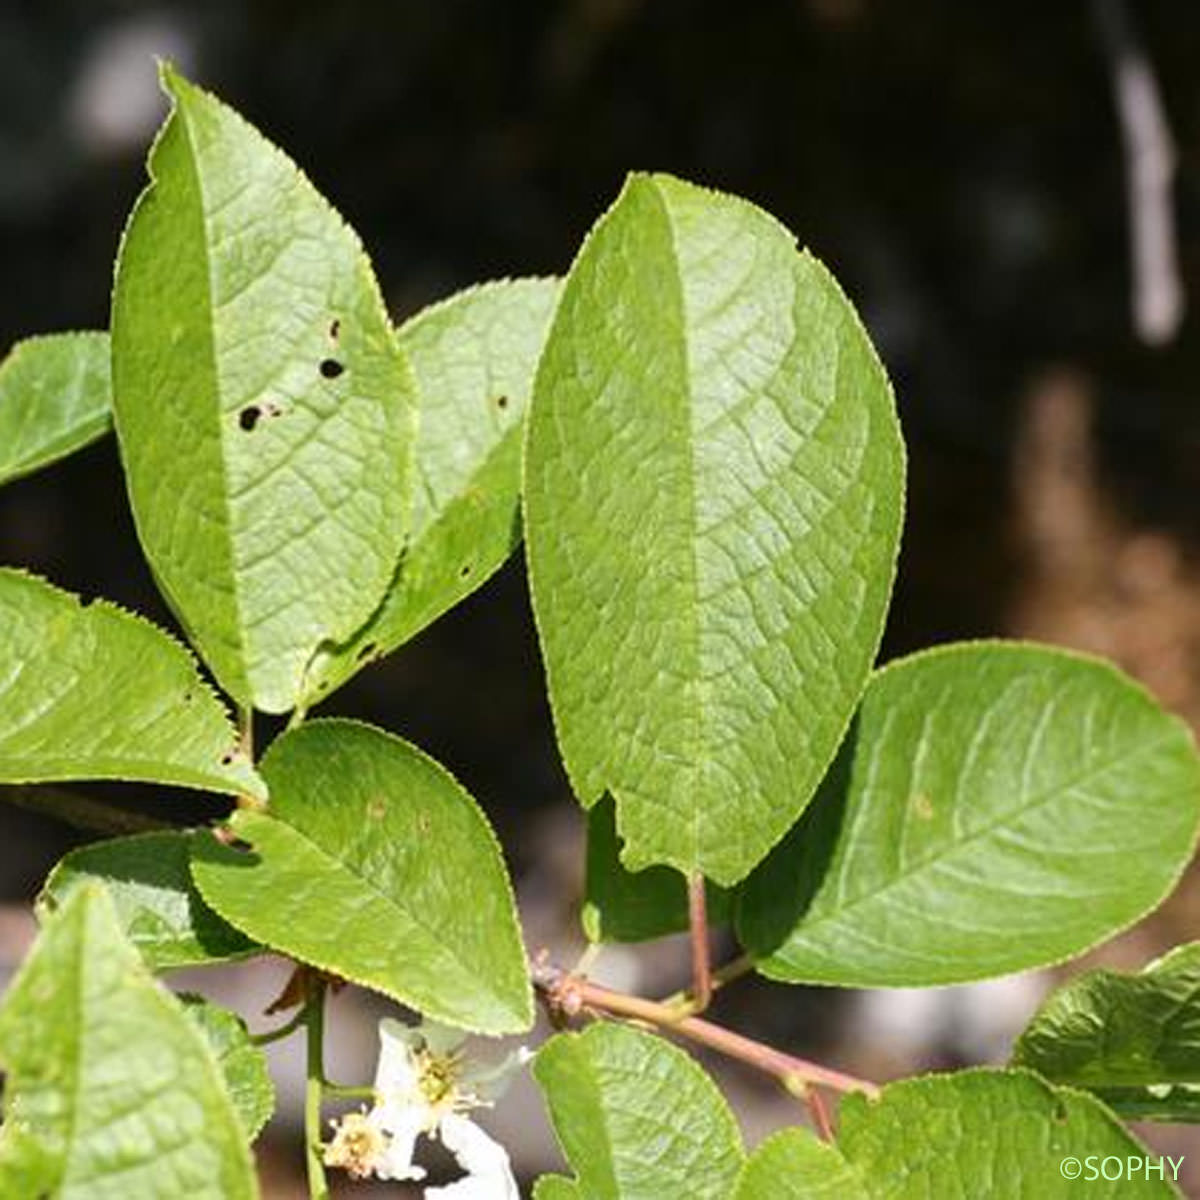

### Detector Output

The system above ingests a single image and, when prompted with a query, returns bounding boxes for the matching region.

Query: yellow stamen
[323,1111,388,1180]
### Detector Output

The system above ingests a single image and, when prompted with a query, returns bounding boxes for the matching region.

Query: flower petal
[429,1113,518,1199]
[419,1019,471,1057]
[376,1018,423,1096]
[460,1046,533,1104]
[370,1104,426,1183]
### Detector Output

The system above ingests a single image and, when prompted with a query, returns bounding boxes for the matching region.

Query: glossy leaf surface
[0,570,262,798]
[39,831,258,970]
[525,172,904,885]
[738,643,1200,987]
[307,277,559,698]
[0,886,257,1198]
[180,996,274,1140]
[191,720,532,1033]
[533,1023,743,1199]
[112,66,413,712]
[0,332,111,486]
[833,1069,1179,1197]
[1014,943,1200,1122]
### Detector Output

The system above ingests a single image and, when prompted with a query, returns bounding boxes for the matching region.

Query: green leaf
[0,569,263,798]
[1013,942,1200,1121]
[191,719,532,1033]
[524,172,905,886]
[733,1128,868,1200]
[39,831,258,970]
[534,1178,583,1199]
[833,1069,1180,1197]
[533,1022,744,1199]
[179,995,274,1140]
[582,794,730,943]
[307,276,560,700]
[737,642,1200,987]
[0,885,258,1198]
[0,332,111,486]
[111,66,414,713]
[1074,1086,1200,1124]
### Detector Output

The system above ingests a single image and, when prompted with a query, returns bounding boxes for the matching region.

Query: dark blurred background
[5,0,1200,1194]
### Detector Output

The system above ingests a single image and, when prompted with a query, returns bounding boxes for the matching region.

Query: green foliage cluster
[1,65,1199,1197]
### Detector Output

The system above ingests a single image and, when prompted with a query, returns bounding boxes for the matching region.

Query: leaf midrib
[644,177,705,869]
[170,87,249,691]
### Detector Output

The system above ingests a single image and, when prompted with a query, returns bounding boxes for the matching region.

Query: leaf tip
[156,58,187,97]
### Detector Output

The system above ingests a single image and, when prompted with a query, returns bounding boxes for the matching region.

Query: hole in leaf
[459,564,472,578]
[219,750,236,766]
[356,641,378,662]
[239,406,262,431]
[320,358,345,379]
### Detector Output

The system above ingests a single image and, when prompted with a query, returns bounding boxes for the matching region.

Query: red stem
[534,962,878,1099]
[807,1086,835,1140]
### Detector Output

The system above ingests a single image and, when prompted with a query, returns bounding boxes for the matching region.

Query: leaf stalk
[532,958,878,1100]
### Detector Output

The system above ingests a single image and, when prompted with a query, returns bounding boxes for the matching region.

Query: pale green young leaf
[39,831,258,970]
[190,719,532,1034]
[0,886,258,1198]
[0,332,111,486]
[179,996,274,1140]
[835,1069,1179,1197]
[111,66,414,713]
[307,277,560,701]
[582,794,730,943]
[524,172,905,886]
[733,1128,868,1200]
[737,642,1200,987]
[1013,942,1200,1121]
[533,1023,744,1199]
[0,569,263,798]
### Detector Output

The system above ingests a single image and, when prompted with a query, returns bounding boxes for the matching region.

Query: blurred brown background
[4,0,1200,1194]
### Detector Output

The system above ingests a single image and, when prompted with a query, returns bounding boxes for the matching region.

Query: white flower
[324,1017,528,1197]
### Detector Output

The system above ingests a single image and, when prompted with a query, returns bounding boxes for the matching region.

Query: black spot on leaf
[356,641,378,662]
[459,563,472,578]
[329,318,341,340]
[239,406,261,431]
[495,394,509,410]
[320,358,345,379]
